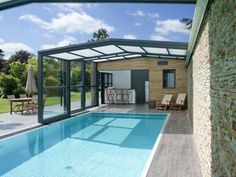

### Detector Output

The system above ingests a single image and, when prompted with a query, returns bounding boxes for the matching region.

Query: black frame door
[100,72,113,104]
[131,70,149,104]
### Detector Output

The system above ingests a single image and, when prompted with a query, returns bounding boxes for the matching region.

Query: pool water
[0,112,167,177]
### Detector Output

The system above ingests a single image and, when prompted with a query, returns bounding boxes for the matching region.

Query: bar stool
[122,89,129,104]
[106,88,115,104]
[116,89,123,104]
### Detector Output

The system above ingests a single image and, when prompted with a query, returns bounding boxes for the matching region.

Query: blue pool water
[0,112,167,177]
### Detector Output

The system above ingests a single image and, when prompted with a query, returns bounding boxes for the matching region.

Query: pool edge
[140,112,171,177]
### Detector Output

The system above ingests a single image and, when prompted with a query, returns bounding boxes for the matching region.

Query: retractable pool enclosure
[38,38,188,124]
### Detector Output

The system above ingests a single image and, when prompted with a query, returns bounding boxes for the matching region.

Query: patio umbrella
[25,66,37,96]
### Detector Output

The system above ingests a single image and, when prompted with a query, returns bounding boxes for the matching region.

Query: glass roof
[70,49,103,57]
[168,49,186,55]
[49,53,82,60]
[93,45,123,54]
[39,38,188,63]
[143,47,168,55]
[118,45,146,53]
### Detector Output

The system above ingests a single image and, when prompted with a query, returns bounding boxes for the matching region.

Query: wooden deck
[96,104,202,177]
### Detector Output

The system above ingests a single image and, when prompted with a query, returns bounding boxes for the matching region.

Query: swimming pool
[0,112,167,177]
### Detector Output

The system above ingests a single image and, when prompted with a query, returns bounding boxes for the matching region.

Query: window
[103,73,113,88]
[163,69,176,88]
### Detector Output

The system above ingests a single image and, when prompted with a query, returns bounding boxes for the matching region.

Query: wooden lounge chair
[170,93,186,110]
[155,94,173,110]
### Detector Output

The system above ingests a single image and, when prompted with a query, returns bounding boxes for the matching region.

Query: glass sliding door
[70,60,82,112]
[85,62,98,108]
[38,55,98,123]
[42,57,69,120]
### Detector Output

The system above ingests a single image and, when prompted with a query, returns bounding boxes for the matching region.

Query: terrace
[0,0,235,177]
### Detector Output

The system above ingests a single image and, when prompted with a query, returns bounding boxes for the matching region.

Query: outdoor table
[10,97,32,115]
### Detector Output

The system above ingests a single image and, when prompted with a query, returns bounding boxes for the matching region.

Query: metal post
[92,62,99,106]
[101,73,105,104]
[66,60,71,117]
[81,60,85,110]
[38,53,43,123]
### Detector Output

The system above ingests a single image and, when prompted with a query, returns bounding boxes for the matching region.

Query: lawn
[0,92,91,114]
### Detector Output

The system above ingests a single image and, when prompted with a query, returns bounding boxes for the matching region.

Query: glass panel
[118,45,145,53]
[109,56,125,60]
[93,59,108,62]
[143,47,168,54]
[125,54,142,58]
[70,60,82,111]
[71,87,81,111]
[168,49,186,55]
[70,60,82,86]
[43,87,67,119]
[71,49,103,57]
[49,53,82,60]
[167,73,175,88]
[99,54,116,59]
[93,45,124,54]
[85,87,97,107]
[42,57,68,120]
[43,57,66,87]
[108,74,112,84]
[85,62,92,86]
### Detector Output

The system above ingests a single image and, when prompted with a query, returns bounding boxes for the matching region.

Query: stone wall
[98,57,187,102]
[187,0,236,176]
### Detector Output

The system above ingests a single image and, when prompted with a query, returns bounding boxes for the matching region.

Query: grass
[0,92,91,114]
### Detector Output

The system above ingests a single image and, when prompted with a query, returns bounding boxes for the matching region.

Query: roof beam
[0,0,196,11]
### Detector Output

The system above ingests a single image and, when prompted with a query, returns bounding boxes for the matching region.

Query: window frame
[162,69,176,89]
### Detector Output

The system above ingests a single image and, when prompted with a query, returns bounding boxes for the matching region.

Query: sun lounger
[155,94,173,110]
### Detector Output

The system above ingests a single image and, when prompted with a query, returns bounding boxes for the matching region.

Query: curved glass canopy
[39,38,188,62]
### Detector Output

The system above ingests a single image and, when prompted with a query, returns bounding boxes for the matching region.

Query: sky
[0,3,195,59]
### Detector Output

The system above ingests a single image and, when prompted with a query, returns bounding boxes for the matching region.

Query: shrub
[71,68,81,88]
[44,76,59,86]
[0,73,20,98]
[44,76,59,96]
[13,84,26,98]
[9,61,27,86]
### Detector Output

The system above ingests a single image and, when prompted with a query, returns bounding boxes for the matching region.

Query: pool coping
[141,112,171,177]
[0,110,90,140]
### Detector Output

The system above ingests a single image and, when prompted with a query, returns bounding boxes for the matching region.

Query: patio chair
[7,95,22,113]
[106,88,115,104]
[155,94,173,110]
[170,93,186,110]
[20,94,27,98]
[30,94,46,112]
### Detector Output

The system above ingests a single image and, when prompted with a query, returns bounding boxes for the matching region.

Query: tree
[89,28,109,42]
[9,61,27,86]
[180,18,193,30]
[0,73,20,97]
[0,49,4,59]
[8,50,34,63]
